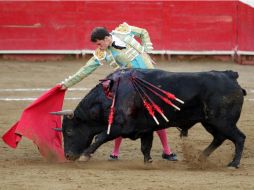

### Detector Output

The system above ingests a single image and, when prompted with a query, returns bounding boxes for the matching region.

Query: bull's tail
[223,70,247,96]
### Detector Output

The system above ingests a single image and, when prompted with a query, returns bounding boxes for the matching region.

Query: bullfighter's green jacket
[62,22,154,88]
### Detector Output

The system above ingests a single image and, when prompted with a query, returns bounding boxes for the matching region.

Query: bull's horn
[50,110,74,119]
[52,127,62,132]
[50,110,74,116]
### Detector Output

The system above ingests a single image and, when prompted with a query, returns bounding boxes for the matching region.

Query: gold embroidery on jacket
[94,48,106,61]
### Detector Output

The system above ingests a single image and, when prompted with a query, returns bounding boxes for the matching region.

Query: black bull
[54,69,247,168]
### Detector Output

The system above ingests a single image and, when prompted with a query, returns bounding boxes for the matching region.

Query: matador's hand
[59,83,67,90]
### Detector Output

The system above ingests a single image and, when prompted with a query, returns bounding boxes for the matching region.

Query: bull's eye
[66,129,73,136]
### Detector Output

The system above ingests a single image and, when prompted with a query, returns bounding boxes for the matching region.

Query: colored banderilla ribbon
[131,76,184,125]
[131,78,160,125]
[135,77,184,104]
[134,77,181,111]
[107,94,115,135]
[107,78,120,135]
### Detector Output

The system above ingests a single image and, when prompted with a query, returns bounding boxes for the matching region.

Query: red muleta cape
[2,85,66,162]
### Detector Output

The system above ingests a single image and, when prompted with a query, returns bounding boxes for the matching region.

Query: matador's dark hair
[90,27,110,42]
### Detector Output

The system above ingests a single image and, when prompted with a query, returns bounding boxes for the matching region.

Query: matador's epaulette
[114,22,131,34]
[94,48,106,61]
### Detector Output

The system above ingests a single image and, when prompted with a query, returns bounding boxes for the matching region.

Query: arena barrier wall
[0,1,253,57]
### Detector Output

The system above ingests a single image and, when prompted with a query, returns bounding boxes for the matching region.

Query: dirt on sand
[0,56,253,190]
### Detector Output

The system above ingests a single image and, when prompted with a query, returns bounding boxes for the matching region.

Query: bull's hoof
[227,161,239,169]
[78,155,91,162]
[180,130,188,138]
[144,158,153,164]
[198,153,207,162]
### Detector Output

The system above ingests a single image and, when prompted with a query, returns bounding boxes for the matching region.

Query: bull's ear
[50,110,74,119]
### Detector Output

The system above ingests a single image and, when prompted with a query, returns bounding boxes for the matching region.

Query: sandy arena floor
[0,56,253,190]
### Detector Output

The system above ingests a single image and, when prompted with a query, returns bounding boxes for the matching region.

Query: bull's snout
[65,153,71,160]
[65,152,79,161]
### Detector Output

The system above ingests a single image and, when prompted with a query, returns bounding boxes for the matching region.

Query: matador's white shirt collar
[111,34,126,48]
